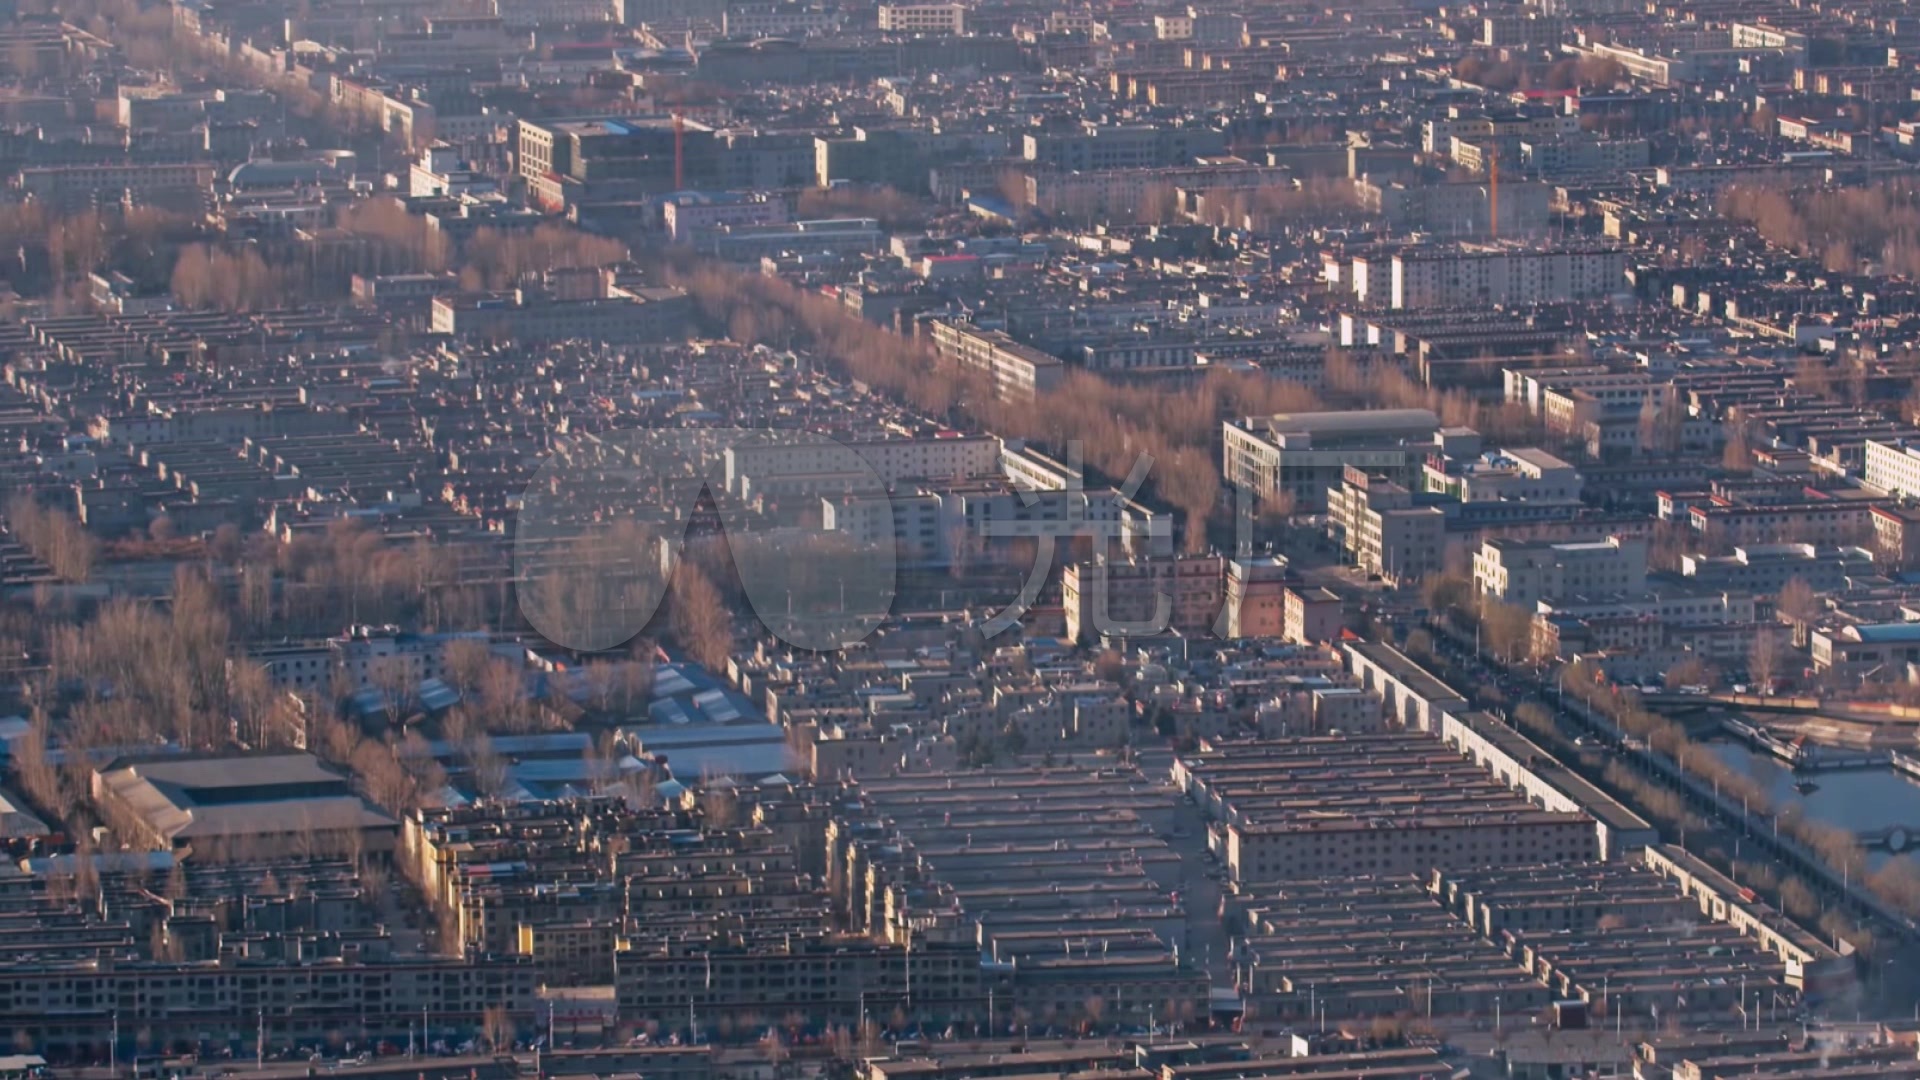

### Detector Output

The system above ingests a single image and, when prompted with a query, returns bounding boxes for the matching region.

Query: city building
[1326,468,1447,585]
[1680,543,1874,594]
[1222,556,1291,638]
[1283,586,1343,645]
[927,321,1066,402]
[1473,534,1649,608]
[1062,554,1225,642]
[91,752,400,860]
[1384,246,1628,310]
[877,3,965,34]
[1223,409,1456,511]
[1173,735,1599,882]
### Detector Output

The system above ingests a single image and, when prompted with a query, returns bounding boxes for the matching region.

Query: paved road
[1134,748,1233,995]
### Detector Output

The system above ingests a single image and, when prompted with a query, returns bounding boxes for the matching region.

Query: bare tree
[482,1004,515,1051]
[368,655,416,732]
[670,563,733,671]
[1747,628,1785,692]
[443,638,492,703]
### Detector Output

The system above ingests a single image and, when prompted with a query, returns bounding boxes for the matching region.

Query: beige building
[1283,586,1343,644]
[1224,409,1456,511]
[1326,468,1446,586]
[1388,245,1627,310]
[1473,534,1648,608]
[927,321,1065,403]
[878,2,966,33]
[1062,554,1224,642]
[617,934,983,1032]
[1223,556,1290,638]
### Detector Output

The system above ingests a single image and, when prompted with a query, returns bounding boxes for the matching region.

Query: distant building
[1021,123,1227,171]
[1283,586,1344,645]
[707,217,884,261]
[1223,556,1290,638]
[18,163,214,212]
[723,3,840,36]
[430,281,690,341]
[1473,534,1649,608]
[1062,554,1225,642]
[1326,468,1447,585]
[1356,177,1552,238]
[663,192,788,244]
[1223,408,1458,510]
[877,2,965,33]
[1871,504,1920,570]
[1424,448,1582,503]
[1812,623,1920,681]
[927,321,1065,402]
[1865,438,1920,498]
[92,752,399,860]
[1681,543,1874,594]
[1387,245,1628,310]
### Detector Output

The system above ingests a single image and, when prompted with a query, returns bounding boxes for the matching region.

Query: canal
[1711,738,1920,867]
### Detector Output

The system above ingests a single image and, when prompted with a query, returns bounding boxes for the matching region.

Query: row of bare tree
[5,497,97,581]
[173,211,634,312]
[668,256,1328,548]
[1722,179,1920,277]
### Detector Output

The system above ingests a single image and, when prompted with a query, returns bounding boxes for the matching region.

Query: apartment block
[877,3,966,33]
[1326,468,1446,586]
[1222,556,1290,638]
[1283,586,1343,645]
[1388,246,1628,310]
[1473,534,1649,608]
[1223,409,1455,511]
[1062,554,1225,642]
[927,321,1066,403]
[1172,734,1598,883]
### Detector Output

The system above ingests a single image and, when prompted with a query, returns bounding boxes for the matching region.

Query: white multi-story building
[722,3,840,36]
[1865,438,1920,498]
[1388,245,1627,310]
[1326,469,1446,586]
[1223,408,1460,510]
[664,193,789,244]
[877,2,965,33]
[1473,534,1648,608]
[725,435,1003,497]
[1423,448,1582,503]
[928,321,1066,403]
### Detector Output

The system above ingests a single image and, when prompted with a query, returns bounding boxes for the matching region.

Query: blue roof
[1851,623,1920,643]
[24,851,174,875]
[626,722,785,750]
